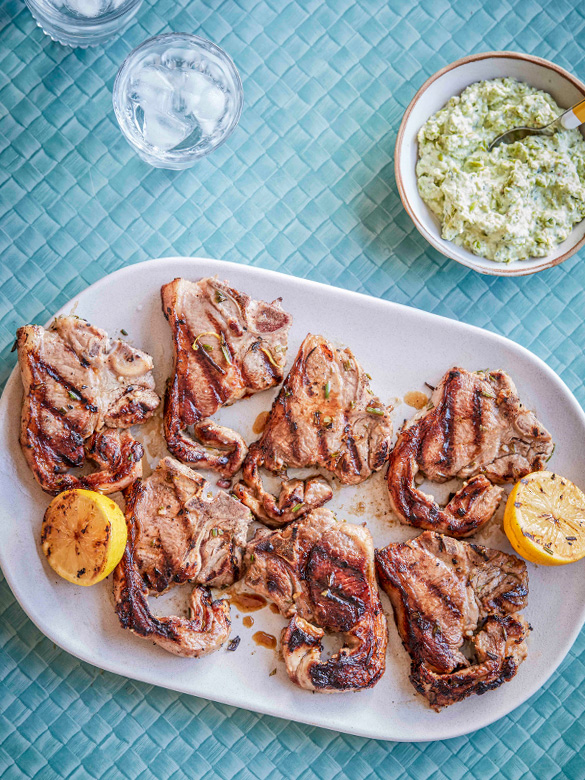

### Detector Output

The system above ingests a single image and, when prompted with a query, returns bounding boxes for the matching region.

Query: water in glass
[113,34,243,169]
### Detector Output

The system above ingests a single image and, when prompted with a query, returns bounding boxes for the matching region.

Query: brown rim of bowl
[395,50,585,277]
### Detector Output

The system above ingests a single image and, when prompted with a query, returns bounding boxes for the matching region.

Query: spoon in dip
[488,97,585,150]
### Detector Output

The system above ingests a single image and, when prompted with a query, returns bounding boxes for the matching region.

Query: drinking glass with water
[113,33,243,169]
[24,0,142,46]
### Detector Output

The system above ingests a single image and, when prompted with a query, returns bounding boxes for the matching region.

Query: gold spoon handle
[560,98,585,129]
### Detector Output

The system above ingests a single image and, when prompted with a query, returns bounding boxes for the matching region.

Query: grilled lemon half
[41,489,127,585]
[504,471,585,566]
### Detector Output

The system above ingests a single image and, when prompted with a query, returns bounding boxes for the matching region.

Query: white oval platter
[1,256,584,742]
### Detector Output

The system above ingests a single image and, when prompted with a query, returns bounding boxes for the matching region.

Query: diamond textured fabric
[1,0,585,776]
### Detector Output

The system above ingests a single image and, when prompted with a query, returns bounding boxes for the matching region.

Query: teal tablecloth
[2,0,585,776]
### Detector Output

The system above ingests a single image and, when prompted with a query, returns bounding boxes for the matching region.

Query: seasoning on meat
[17,316,160,495]
[234,334,394,526]
[161,277,292,477]
[387,367,554,537]
[245,508,388,692]
[375,530,530,709]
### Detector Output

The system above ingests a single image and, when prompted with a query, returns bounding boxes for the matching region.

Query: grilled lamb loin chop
[17,316,160,495]
[387,367,553,537]
[113,496,230,659]
[245,508,388,692]
[161,277,292,478]
[234,334,394,526]
[375,531,529,709]
[131,456,252,593]
[113,457,252,657]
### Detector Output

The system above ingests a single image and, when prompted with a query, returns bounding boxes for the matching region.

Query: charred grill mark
[266,576,282,594]
[425,579,463,619]
[24,426,77,485]
[309,653,382,691]
[472,386,483,446]
[376,551,427,659]
[30,387,84,457]
[316,423,330,464]
[251,339,278,383]
[303,613,385,691]
[59,338,91,369]
[469,544,490,561]
[305,545,366,586]
[370,437,389,471]
[499,581,528,606]
[164,374,187,438]
[35,357,98,413]
[255,538,275,554]
[194,338,226,376]
[437,373,458,467]
[304,346,318,363]
[207,312,230,349]
[179,321,225,412]
[284,401,302,463]
[106,398,155,423]
[342,422,362,478]
[320,343,334,362]
[297,351,316,397]
[286,622,320,653]
[307,550,367,631]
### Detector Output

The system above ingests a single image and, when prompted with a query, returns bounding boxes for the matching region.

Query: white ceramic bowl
[395,51,585,276]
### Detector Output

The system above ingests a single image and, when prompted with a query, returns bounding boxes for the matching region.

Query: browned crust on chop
[113,479,231,658]
[244,508,388,692]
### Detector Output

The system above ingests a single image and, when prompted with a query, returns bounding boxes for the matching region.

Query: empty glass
[24,0,142,47]
[112,33,244,170]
